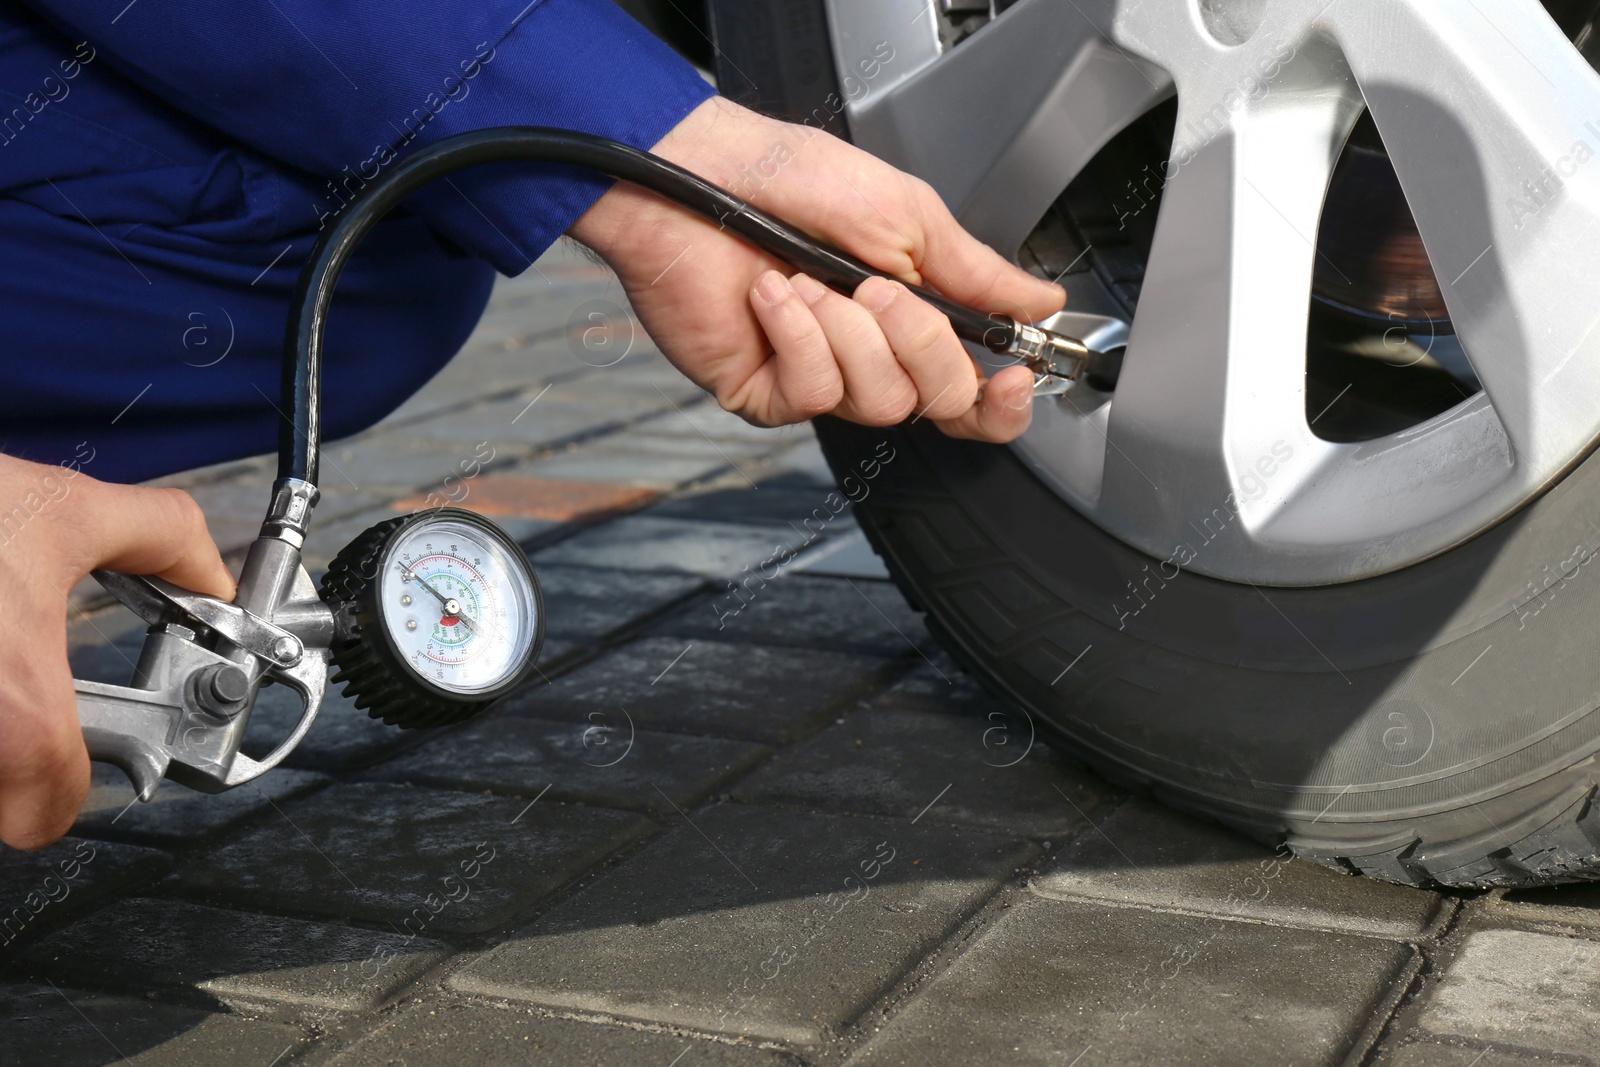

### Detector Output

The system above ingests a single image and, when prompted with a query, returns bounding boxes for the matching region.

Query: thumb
[70,481,236,601]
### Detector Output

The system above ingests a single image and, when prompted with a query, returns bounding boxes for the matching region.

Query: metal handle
[76,681,179,802]
[75,543,335,801]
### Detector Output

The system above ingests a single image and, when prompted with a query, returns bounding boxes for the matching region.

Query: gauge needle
[402,567,487,636]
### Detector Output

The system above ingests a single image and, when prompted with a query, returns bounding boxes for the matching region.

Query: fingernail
[791,273,828,306]
[857,276,898,313]
[754,271,790,307]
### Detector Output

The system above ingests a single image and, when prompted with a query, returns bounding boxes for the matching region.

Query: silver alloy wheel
[827,0,1600,585]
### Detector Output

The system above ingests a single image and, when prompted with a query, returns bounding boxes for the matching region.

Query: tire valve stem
[989,320,1125,396]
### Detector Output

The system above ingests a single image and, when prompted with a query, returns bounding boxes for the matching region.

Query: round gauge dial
[379,518,536,694]
[320,509,544,727]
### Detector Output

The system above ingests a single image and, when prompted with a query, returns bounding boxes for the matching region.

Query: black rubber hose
[280,126,1021,485]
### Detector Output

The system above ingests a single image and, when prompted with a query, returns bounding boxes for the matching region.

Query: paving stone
[18,897,448,1013]
[369,714,769,816]
[733,708,1108,837]
[517,435,757,490]
[632,405,803,445]
[0,838,169,954]
[330,1000,802,1066]
[533,515,819,578]
[754,435,835,488]
[847,896,1411,1067]
[1032,799,1441,938]
[790,528,893,580]
[868,656,996,715]
[1496,882,1600,929]
[535,563,704,641]
[503,636,894,744]
[533,635,583,666]
[552,356,705,406]
[449,804,1034,1045]
[74,765,327,846]
[375,316,636,432]
[384,375,503,425]
[392,477,657,527]
[319,434,534,493]
[0,984,310,1067]
[541,369,698,411]
[647,482,852,527]
[155,454,271,494]
[652,575,931,659]
[384,362,561,422]
[177,783,651,934]
[300,508,557,581]
[397,396,620,450]
[1418,929,1600,1057]
[244,681,428,772]
[1383,1043,1557,1066]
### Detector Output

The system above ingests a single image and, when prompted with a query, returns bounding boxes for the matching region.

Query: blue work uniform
[0,0,715,483]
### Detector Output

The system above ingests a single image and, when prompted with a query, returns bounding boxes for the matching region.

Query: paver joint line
[650,785,759,891]
[653,384,759,489]
[1054,785,1144,875]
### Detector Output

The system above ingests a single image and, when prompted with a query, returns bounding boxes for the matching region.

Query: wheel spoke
[847,0,1172,256]
[1100,57,1364,535]
[1326,0,1600,464]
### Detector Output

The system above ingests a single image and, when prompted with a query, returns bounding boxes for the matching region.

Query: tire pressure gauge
[319,508,544,728]
[72,126,1111,804]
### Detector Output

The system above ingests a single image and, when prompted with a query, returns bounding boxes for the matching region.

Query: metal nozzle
[1003,321,1132,397]
[1009,322,1091,381]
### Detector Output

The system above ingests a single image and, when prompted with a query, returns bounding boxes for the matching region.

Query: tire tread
[824,422,1600,890]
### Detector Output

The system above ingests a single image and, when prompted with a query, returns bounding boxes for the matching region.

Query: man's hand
[0,455,234,850]
[568,97,1066,443]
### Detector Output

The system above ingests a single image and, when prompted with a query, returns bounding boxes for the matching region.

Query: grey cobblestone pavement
[8,243,1600,1065]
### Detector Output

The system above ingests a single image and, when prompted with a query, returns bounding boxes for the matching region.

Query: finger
[908,178,1067,323]
[0,654,90,850]
[789,274,918,426]
[740,270,844,424]
[934,364,1035,443]
[71,482,235,601]
[855,276,977,422]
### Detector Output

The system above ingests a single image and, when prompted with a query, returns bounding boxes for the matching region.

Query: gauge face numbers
[377,517,538,696]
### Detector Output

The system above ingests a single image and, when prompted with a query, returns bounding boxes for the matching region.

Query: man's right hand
[0,454,234,850]
[569,97,1066,444]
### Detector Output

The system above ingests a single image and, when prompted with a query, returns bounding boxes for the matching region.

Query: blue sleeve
[21,0,717,275]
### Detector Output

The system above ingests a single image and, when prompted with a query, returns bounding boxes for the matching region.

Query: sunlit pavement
[8,243,1600,1066]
